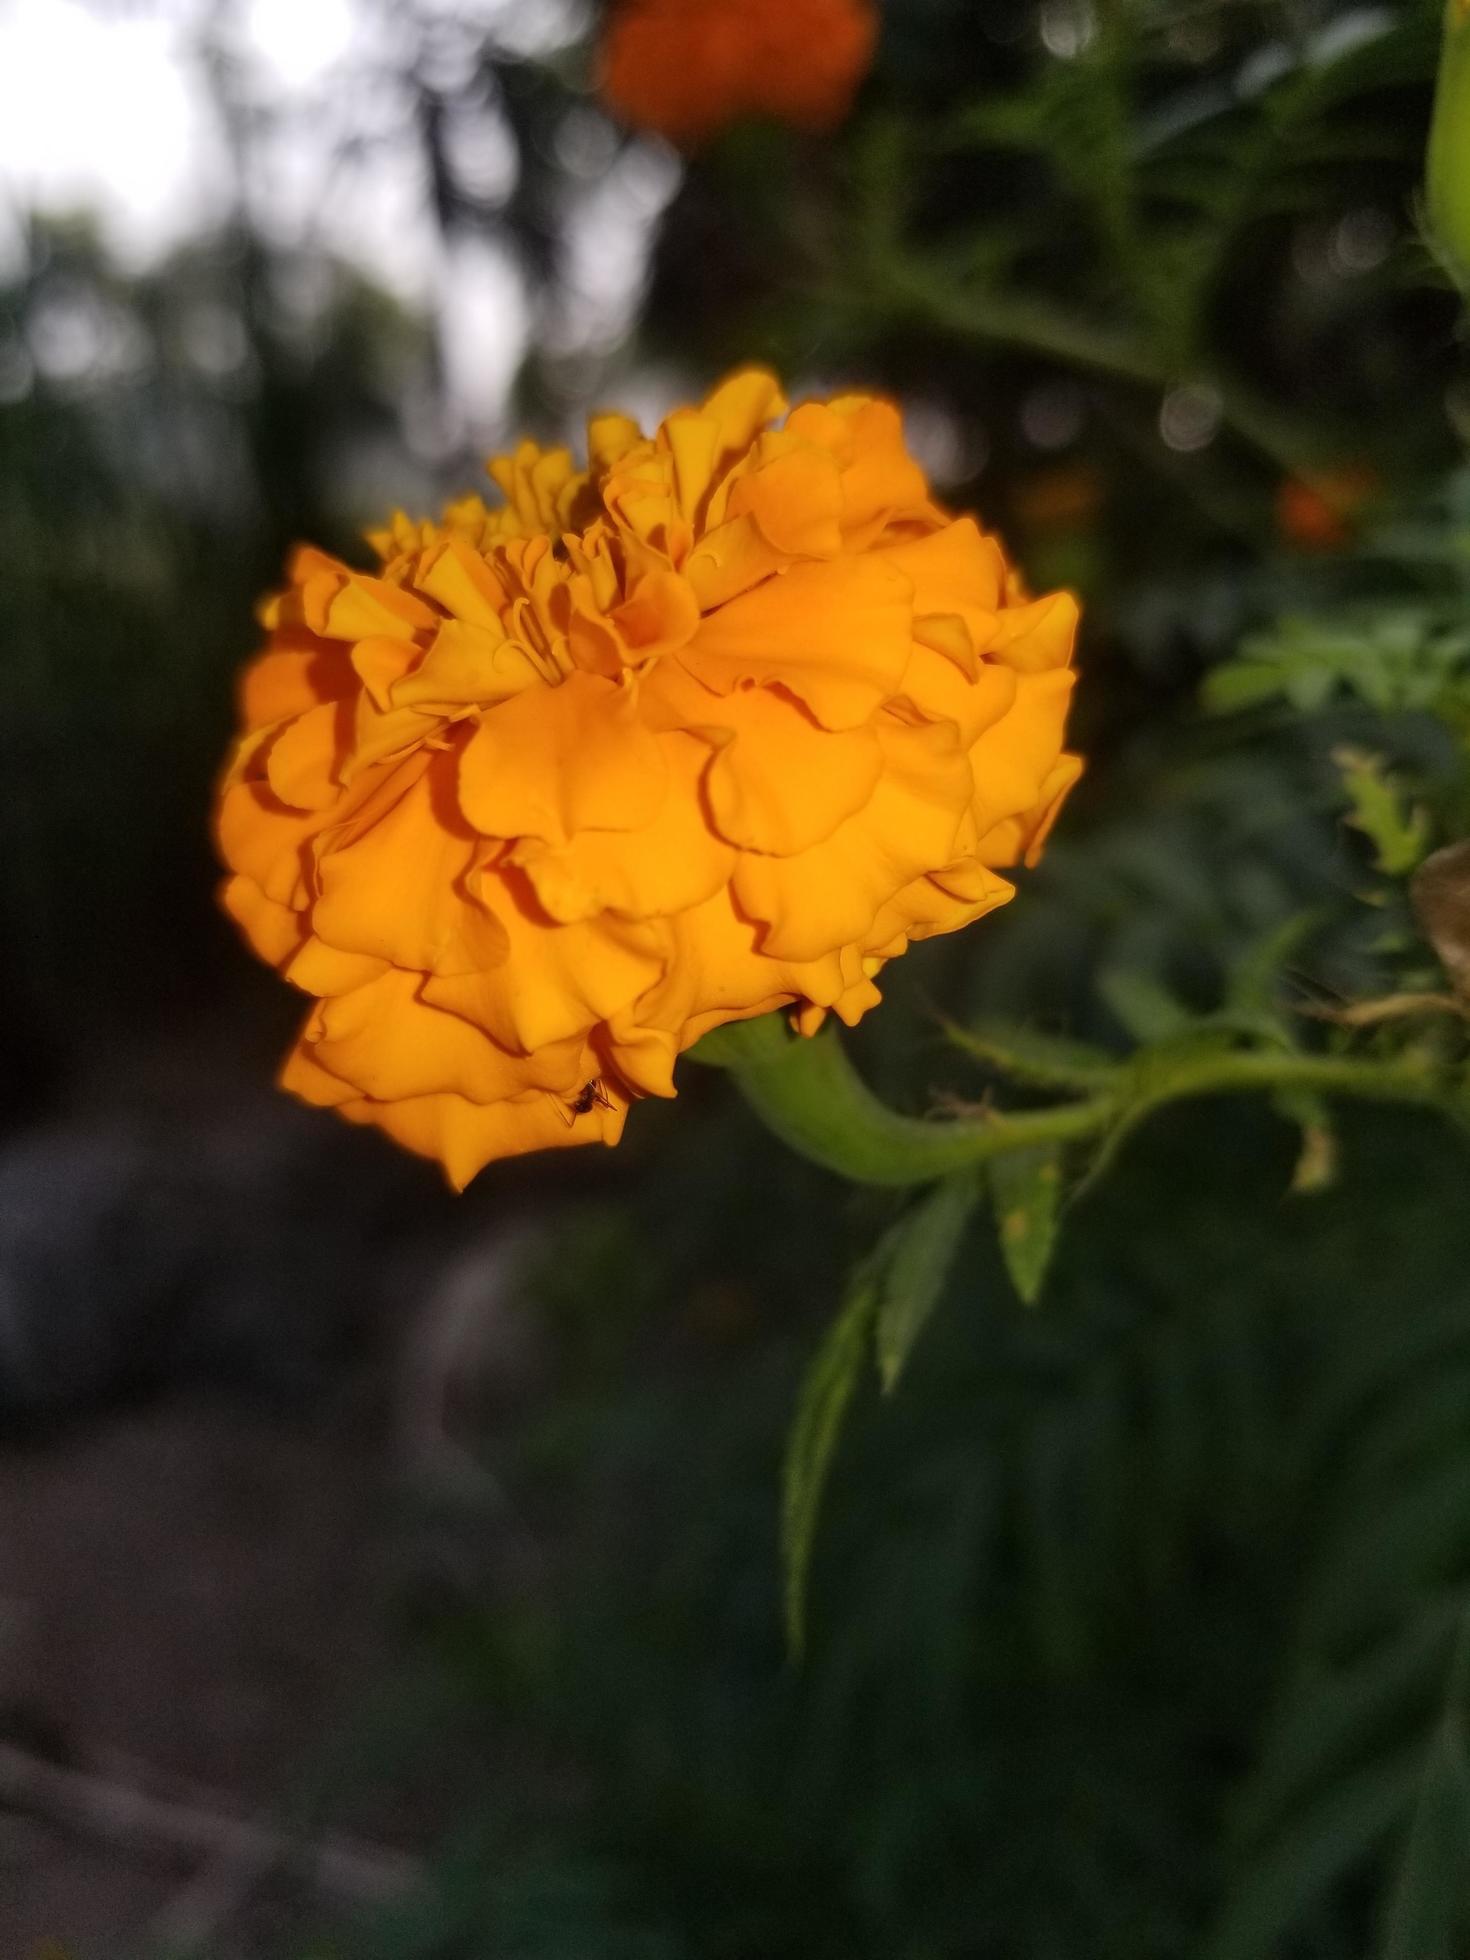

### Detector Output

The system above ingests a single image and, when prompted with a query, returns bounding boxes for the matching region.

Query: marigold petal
[424,868,667,1053]
[610,569,702,657]
[700,368,788,452]
[599,1015,680,1099]
[678,556,914,729]
[458,671,668,844]
[969,668,1077,834]
[239,637,344,730]
[878,518,1008,646]
[973,752,1084,868]
[896,645,1019,748]
[306,966,583,1106]
[702,684,884,855]
[733,719,972,960]
[312,754,494,976]
[216,781,322,909]
[411,534,510,628]
[317,573,438,644]
[220,874,305,967]
[389,620,541,714]
[265,700,349,810]
[285,937,389,997]
[634,884,847,1037]
[512,732,733,922]
[681,513,795,611]
[786,397,935,541]
[724,441,845,558]
[337,1080,623,1190]
[988,590,1081,674]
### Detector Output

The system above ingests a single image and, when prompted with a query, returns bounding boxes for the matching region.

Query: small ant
[569,1077,615,1116]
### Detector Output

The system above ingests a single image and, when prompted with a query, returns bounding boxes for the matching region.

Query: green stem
[1428,0,1470,296]
[1142,1049,1457,1115]
[689,1016,1464,1188]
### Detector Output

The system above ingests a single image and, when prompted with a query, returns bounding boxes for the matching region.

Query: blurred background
[3,0,1470,1953]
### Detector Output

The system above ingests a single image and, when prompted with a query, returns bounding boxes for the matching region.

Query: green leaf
[874,1173,981,1393]
[1335,747,1433,877]
[1098,967,1194,1043]
[1380,1612,1470,1960]
[1204,1759,1420,1960]
[781,1265,879,1659]
[990,1143,1066,1304]
[1227,911,1327,1019]
[1202,659,1296,713]
[1274,1089,1338,1194]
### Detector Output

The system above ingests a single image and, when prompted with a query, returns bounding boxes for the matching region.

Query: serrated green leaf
[990,1143,1066,1305]
[875,1173,980,1393]
[1335,747,1433,877]
[1202,660,1294,713]
[781,1268,879,1659]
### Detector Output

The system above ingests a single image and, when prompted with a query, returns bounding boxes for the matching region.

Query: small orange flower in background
[599,0,878,147]
[1276,464,1379,552]
[215,371,1081,1188]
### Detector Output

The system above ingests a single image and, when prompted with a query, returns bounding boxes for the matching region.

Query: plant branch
[0,1741,420,1913]
[692,1016,1467,1186]
[860,245,1321,480]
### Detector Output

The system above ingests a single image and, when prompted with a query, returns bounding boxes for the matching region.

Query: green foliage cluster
[291,1100,1470,1960]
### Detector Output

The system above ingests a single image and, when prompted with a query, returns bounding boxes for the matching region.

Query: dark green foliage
[299,1102,1470,1960]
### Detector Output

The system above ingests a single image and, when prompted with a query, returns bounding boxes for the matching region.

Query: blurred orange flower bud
[599,0,878,147]
[215,372,1081,1187]
[1275,465,1379,552]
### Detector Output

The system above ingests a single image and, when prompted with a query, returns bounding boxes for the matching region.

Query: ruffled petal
[424,868,668,1053]
[305,965,583,1105]
[701,684,883,855]
[265,700,351,810]
[678,556,914,729]
[458,671,669,844]
[512,732,733,922]
[878,517,1008,649]
[989,590,1080,674]
[633,884,847,1037]
[733,718,973,960]
[969,668,1077,834]
[220,874,304,967]
[311,752,493,976]
[239,634,347,730]
[215,781,323,909]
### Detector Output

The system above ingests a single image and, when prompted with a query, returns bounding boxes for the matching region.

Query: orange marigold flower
[215,371,1082,1188]
[599,0,878,147]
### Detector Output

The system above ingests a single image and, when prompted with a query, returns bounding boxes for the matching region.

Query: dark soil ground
[2,1389,417,1956]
